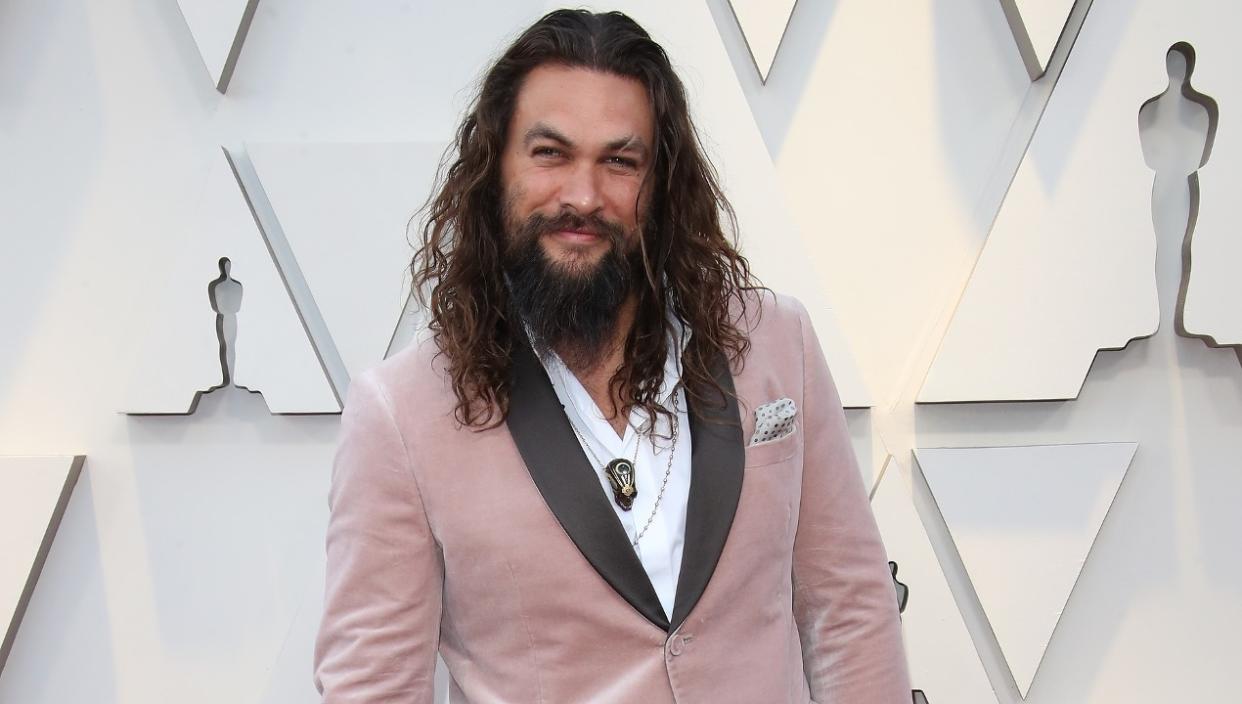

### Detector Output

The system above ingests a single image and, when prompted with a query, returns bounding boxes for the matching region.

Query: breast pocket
[743,424,800,468]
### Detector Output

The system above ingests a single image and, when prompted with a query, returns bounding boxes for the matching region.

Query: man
[314,9,911,703]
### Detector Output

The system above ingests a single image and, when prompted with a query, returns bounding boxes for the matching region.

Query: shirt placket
[557,366,643,539]
[632,405,678,616]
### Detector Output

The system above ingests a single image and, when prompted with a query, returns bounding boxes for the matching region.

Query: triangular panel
[175,0,261,92]
[768,0,1029,409]
[0,455,84,674]
[915,443,1135,696]
[727,0,799,82]
[871,456,998,704]
[998,0,1079,79]
[247,142,447,377]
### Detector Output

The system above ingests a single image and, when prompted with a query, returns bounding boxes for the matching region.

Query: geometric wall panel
[997,0,1080,79]
[914,443,1136,698]
[921,0,1242,403]
[0,455,84,675]
[246,142,447,378]
[764,0,1028,409]
[3,0,1239,701]
[726,0,799,82]
[1178,65,1241,355]
[566,0,870,406]
[871,456,998,704]
[175,0,260,92]
[122,148,340,415]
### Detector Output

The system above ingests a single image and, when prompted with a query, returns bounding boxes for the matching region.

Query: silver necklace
[568,389,680,547]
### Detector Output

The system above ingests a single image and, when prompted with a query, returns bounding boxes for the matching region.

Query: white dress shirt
[533,320,692,620]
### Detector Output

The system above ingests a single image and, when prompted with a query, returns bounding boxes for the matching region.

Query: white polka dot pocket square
[748,397,797,447]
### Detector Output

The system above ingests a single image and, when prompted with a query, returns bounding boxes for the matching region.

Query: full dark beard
[502,210,641,370]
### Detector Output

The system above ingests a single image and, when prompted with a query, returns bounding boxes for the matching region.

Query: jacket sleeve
[788,298,913,703]
[313,369,443,703]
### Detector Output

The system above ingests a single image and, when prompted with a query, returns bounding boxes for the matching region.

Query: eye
[605,156,639,170]
[532,146,562,158]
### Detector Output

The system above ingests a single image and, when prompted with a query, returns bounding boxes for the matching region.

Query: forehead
[509,64,654,143]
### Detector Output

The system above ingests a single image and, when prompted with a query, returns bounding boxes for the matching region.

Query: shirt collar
[657,313,690,404]
[524,306,691,406]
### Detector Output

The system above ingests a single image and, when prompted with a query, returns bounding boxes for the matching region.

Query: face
[499,63,656,273]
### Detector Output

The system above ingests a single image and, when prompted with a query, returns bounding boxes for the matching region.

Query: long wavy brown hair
[410,8,763,428]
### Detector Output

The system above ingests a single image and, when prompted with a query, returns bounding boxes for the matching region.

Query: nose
[557,160,605,215]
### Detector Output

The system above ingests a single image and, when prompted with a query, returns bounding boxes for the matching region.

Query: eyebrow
[523,122,574,148]
[523,122,650,159]
[606,134,649,159]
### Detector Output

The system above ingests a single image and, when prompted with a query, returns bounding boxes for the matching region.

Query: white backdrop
[1,1,1239,702]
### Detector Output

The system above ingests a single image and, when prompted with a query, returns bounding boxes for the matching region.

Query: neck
[555,293,638,433]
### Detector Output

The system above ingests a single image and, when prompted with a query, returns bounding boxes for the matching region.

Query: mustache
[510,210,628,250]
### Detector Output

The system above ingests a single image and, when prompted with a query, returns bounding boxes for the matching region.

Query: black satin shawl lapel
[506,326,670,631]
[669,347,744,632]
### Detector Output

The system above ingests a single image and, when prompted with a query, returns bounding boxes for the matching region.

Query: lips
[550,229,603,244]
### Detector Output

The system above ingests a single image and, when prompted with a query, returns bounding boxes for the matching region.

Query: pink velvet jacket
[313,292,912,703]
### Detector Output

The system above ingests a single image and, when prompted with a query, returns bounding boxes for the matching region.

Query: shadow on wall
[706,0,841,158]
[930,0,1033,207]
[1026,2,1137,188]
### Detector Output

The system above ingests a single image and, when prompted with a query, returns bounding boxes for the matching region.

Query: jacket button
[668,635,684,656]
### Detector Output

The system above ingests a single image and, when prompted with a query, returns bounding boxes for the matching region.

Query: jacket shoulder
[349,334,460,429]
[732,288,811,342]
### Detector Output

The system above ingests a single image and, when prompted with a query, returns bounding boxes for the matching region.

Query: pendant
[604,458,638,511]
